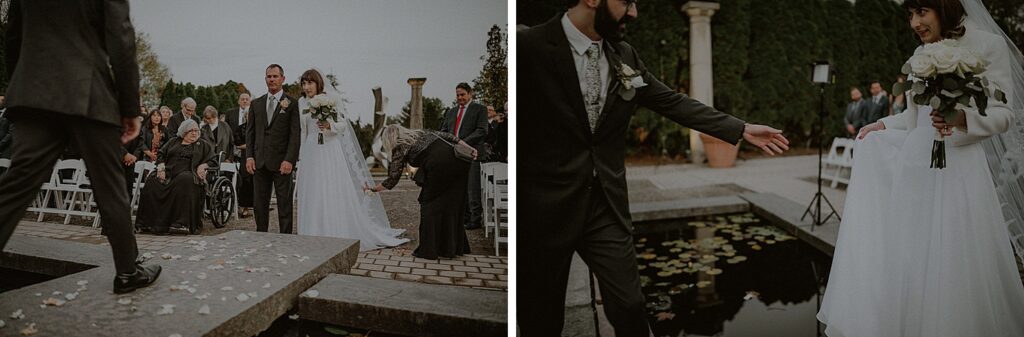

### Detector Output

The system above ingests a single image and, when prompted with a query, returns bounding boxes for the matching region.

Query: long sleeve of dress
[381,144,410,190]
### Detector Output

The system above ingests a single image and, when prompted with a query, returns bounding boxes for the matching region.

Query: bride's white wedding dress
[817,27,1024,337]
[296,94,408,251]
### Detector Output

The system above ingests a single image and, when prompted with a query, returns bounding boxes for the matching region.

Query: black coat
[519,14,746,247]
[245,93,301,170]
[166,111,201,138]
[440,102,489,151]
[5,0,139,126]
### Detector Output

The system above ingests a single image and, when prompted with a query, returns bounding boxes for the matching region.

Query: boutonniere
[615,63,647,101]
[278,97,290,112]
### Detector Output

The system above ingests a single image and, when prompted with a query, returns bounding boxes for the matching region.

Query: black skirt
[410,140,471,259]
[234,166,254,207]
[135,171,203,233]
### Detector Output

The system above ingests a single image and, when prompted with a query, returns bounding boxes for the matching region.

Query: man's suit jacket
[519,14,745,247]
[201,123,234,162]
[440,102,488,151]
[845,100,869,131]
[166,111,201,137]
[223,107,249,137]
[5,0,139,126]
[245,93,301,171]
[865,94,890,125]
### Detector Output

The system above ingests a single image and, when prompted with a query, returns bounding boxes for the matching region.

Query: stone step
[0,230,358,337]
[298,274,506,337]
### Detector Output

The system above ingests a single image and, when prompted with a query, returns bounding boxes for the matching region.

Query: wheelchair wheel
[209,178,235,229]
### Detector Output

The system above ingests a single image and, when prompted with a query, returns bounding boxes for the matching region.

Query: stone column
[407,78,427,129]
[681,1,719,164]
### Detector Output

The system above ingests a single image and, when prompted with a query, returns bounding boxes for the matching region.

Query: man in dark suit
[440,83,489,230]
[166,97,201,137]
[201,105,234,162]
[224,93,253,216]
[0,96,12,160]
[246,64,300,234]
[844,87,869,136]
[0,0,160,293]
[223,93,251,141]
[865,81,891,125]
[518,1,791,335]
[121,117,145,194]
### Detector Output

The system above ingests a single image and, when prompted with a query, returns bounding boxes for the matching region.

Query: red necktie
[454,105,466,137]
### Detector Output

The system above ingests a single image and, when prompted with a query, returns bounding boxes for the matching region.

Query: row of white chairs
[822,138,855,188]
[481,162,508,256]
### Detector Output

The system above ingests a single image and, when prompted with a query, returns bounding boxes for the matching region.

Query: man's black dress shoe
[113,264,162,294]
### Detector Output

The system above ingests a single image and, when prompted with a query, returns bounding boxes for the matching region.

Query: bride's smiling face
[909,7,942,43]
[301,80,318,98]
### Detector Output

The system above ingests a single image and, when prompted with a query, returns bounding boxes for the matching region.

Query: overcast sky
[131,0,507,123]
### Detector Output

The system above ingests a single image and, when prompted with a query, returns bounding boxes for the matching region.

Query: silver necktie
[584,43,601,132]
[267,96,276,125]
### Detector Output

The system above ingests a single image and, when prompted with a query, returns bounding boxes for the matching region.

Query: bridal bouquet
[895,38,1007,168]
[305,94,339,144]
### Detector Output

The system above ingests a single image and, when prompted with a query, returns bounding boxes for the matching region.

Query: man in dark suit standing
[166,97,201,137]
[865,81,890,125]
[224,93,253,216]
[440,83,488,230]
[844,87,869,136]
[0,0,160,293]
[201,105,234,162]
[246,64,300,234]
[518,1,791,335]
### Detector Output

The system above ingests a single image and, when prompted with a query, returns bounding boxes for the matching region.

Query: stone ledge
[630,196,750,222]
[299,274,506,337]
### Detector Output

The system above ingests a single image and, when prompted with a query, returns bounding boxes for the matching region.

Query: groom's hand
[246,158,255,174]
[280,161,294,175]
[120,116,141,144]
[742,123,789,156]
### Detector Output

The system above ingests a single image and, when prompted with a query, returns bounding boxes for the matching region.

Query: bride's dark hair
[902,0,966,40]
[300,69,325,97]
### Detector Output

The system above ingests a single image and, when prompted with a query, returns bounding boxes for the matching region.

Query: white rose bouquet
[304,94,339,144]
[895,38,1007,168]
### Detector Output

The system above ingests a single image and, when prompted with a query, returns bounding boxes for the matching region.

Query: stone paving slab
[299,274,506,337]
[630,195,750,223]
[0,230,358,337]
[562,253,596,337]
[352,249,509,291]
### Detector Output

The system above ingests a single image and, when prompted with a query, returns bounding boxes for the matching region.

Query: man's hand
[742,124,789,156]
[846,124,856,136]
[857,121,886,139]
[246,158,255,174]
[121,116,141,144]
[931,110,966,136]
[280,161,294,175]
[123,153,137,166]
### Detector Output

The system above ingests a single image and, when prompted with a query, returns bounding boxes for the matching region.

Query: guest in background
[200,105,233,162]
[166,97,200,137]
[121,116,145,194]
[844,87,869,136]
[891,75,907,115]
[136,119,216,235]
[439,83,488,230]
[227,94,254,217]
[0,95,12,160]
[865,80,890,124]
[366,125,476,260]
[141,109,168,162]
[159,106,172,129]
[493,104,508,163]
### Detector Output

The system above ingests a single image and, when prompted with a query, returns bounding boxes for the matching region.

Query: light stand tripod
[802,83,842,230]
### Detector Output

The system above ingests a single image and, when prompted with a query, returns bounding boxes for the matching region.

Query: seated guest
[200,105,233,162]
[121,116,145,194]
[136,120,216,235]
[141,109,168,162]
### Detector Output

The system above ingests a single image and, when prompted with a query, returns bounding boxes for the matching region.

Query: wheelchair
[201,152,236,232]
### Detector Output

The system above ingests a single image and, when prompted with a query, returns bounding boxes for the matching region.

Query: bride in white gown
[295,69,408,251]
[817,0,1024,336]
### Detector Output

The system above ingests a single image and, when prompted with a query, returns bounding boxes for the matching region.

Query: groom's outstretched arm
[284,101,300,164]
[630,46,745,144]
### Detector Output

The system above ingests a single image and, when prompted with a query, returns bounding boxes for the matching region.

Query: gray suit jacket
[5,0,140,126]
[201,123,234,162]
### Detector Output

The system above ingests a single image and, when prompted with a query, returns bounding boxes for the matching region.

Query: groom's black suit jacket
[519,14,746,247]
[246,93,300,171]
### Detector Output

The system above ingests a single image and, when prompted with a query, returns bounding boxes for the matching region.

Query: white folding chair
[822,138,854,188]
[491,166,508,256]
[30,159,90,224]
[220,162,241,220]
[131,161,155,218]
[480,162,506,238]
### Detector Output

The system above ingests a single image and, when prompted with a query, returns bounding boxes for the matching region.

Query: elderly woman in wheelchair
[135,119,217,235]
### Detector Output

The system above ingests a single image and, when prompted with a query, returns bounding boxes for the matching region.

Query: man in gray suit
[0,0,161,294]
[845,87,869,136]
[201,105,234,163]
[439,83,489,230]
[865,81,891,125]
[519,0,791,335]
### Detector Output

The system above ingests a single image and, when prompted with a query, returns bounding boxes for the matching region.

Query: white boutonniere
[615,63,647,101]
[278,97,290,112]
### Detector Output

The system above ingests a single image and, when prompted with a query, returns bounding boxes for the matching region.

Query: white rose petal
[64,292,78,301]
[288,314,299,320]
[0,319,5,328]
[117,298,132,305]
[220,286,233,291]
[156,304,175,315]
[76,280,88,286]
[303,290,319,298]
[263,283,271,289]
[9,309,24,320]
[236,293,250,302]
[198,305,210,315]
